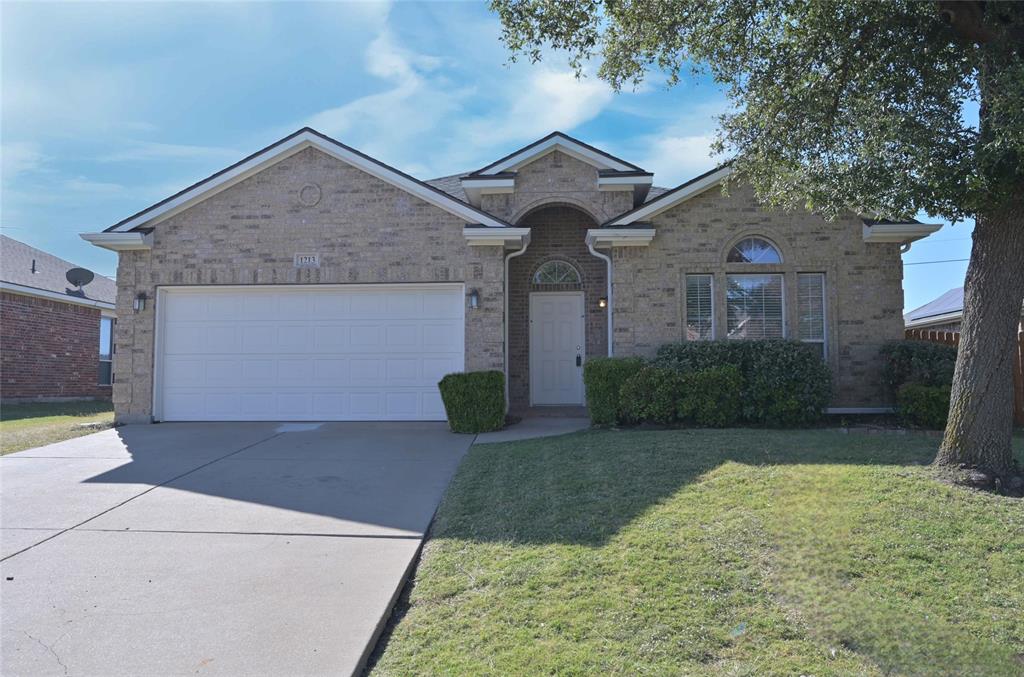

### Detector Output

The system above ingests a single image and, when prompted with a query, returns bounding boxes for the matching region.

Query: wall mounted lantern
[598,297,608,309]
[468,289,480,310]
[133,292,147,313]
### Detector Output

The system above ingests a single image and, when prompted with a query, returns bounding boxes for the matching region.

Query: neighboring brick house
[82,128,941,423]
[1,236,117,401]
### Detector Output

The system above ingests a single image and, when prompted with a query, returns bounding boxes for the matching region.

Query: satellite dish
[66,267,95,288]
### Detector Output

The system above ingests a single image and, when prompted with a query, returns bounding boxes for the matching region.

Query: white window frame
[797,272,827,359]
[685,274,715,341]
[725,273,786,340]
[98,315,114,386]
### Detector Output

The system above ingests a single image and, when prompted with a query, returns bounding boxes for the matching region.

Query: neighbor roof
[904,287,964,325]
[0,235,116,305]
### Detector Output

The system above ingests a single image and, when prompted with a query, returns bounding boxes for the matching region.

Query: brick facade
[611,183,905,407]
[104,141,910,420]
[112,147,505,423]
[508,206,607,409]
[1,291,111,401]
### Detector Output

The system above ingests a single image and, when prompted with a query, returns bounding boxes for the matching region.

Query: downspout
[900,242,912,254]
[504,237,530,411]
[587,239,613,356]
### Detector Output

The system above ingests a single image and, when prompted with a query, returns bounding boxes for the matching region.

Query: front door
[529,292,585,405]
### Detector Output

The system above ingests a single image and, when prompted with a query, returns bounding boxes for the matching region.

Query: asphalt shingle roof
[0,235,116,305]
[904,287,963,324]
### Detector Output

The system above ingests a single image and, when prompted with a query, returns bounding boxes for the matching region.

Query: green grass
[371,429,1024,676]
[0,400,114,455]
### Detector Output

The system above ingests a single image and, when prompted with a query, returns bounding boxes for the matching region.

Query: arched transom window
[727,237,782,264]
[533,260,581,285]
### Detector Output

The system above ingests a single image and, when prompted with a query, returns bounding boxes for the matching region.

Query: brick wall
[0,291,111,401]
[112,146,505,423]
[508,206,608,408]
[611,182,905,407]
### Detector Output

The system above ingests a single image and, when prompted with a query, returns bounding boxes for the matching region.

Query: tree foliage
[491,0,1024,222]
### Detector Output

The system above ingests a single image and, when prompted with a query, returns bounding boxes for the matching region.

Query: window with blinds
[726,274,784,339]
[798,273,827,358]
[685,274,714,340]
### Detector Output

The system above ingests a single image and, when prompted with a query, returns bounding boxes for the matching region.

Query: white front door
[529,292,585,405]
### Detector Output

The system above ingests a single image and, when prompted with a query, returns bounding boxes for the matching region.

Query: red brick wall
[0,291,112,400]
[508,205,608,409]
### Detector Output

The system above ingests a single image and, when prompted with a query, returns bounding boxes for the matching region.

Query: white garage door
[156,285,464,421]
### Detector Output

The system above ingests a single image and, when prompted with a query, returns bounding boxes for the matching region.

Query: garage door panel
[158,286,464,421]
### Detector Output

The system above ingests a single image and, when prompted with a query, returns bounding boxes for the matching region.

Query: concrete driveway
[0,422,472,676]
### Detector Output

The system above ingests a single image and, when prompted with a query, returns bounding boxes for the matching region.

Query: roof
[904,287,964,325]
[425,173,670,205]
[469,131,645,175]
[102,128,515,233]
[604,164,734,226]
[0,235,116,305]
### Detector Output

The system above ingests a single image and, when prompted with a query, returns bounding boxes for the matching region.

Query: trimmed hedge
[896,384,951,429]
[678,365,743,427]
[880,340,957,392]
[583,357,646,424]
[655,340,832,426]
[620,366,686,425]
[438,371,505,433]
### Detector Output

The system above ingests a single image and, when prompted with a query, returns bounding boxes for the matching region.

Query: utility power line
[904,258,970,266]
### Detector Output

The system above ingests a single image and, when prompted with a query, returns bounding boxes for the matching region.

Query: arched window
[533,260,581,285]
[727,237,782,264]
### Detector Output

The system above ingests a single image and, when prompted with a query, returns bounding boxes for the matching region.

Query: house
[905,286,1024,332]
[0,235,117,401]
[905,287,965,331]
[81,128,941,424]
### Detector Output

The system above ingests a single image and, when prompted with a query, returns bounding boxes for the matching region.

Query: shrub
[655,340,831,426]
[438,371,506,433]
[880,340,957,392]
[896,384,951,429]
[583,357,646,424]
[678,365,743,427]
[620,366,686,425]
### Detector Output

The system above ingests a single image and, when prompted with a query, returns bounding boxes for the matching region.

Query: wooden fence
[905,326,1024,426]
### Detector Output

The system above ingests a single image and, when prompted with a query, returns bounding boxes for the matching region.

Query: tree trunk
[935,198,1024,475]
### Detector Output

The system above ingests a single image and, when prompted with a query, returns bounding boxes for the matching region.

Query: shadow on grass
[0,399,112,422]
[430,427,1023,547]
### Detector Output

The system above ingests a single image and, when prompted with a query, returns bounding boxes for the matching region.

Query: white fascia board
[862,221,942,243]
[460,177,515,191]
[80,231,153,251]
[463,227,531,247]
[598,175,653,186]
[585,228,656,248]
[0,281,116,310]
[481,136,636,175]
[108,131,510,232]
[905,311,962,329]
[461,177,515,207]
[608,166,733,225]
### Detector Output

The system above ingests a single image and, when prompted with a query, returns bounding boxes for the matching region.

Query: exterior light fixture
[598,297,608,309]
[468,289,480,310]
[133,292,147,313]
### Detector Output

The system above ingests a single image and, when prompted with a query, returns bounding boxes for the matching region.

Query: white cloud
[98,141,240,164]
[64,176,125,194]
[639,134,718,186]
[464,70,614,147]
[1,142,47,180]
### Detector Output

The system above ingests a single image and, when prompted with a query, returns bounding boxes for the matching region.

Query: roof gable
[605,165,733,225]
[471,131,644,175]
[104,128,513,233]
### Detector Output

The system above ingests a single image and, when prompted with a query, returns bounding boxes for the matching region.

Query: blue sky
[1,1,971,312]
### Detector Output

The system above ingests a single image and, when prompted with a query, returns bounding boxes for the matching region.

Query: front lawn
[0,400,115,455]
[371,428,1024,676]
